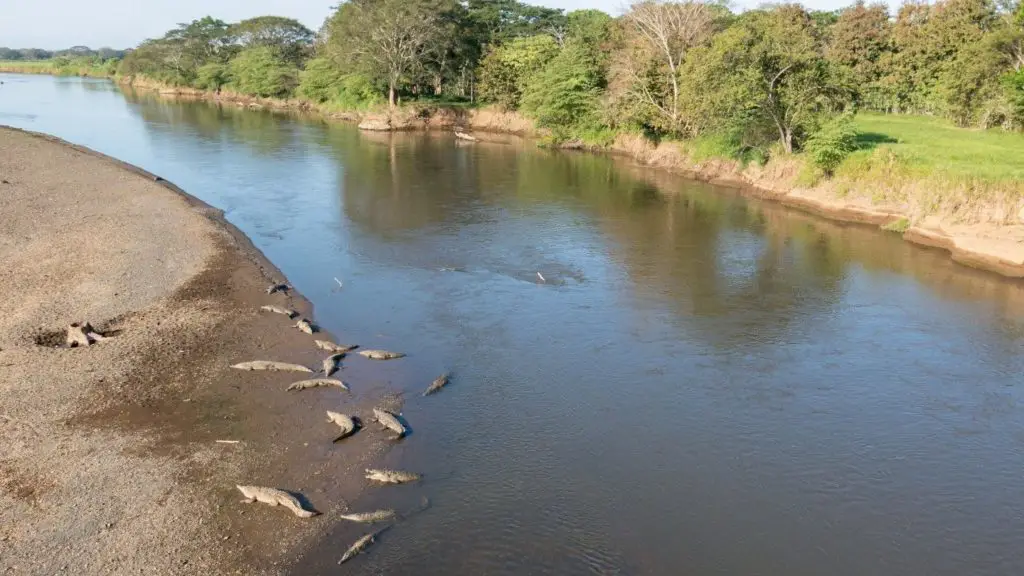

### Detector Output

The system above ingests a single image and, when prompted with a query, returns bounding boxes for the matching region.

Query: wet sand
[0,126,394,574]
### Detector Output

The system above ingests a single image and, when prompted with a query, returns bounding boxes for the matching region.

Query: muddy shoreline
[0,126,402,574]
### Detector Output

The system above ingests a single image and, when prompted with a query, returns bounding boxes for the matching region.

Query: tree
[566,9,613,57]
[936,1,1024,125]
[194,62,230,91]
[465,0,566,44]
[324,0,443,107]
[20,48,53,60]
[298,57,347,102]
[612,0,718,135]
[829,1,893,108]
[521,39,605,139]
[881,0,997,114]
[476,34,559,108]
[158,17,236,84]
[228,46,299,98]
[683,5,853,153]
[96,47,125,60]
[231,16,314,65]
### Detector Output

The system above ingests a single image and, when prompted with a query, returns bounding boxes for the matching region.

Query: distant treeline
[67,0,1024,166]
[0,46,127,60]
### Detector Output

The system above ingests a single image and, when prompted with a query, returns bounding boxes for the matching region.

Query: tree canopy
[101,0,1024,155]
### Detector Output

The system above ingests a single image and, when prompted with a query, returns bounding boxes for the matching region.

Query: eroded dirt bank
[0,127,393,574]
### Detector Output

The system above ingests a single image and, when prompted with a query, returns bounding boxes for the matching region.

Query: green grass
[880,217,910,233]
[0,60,54,72]
[0,58,117,78]
[852,112,1024,183]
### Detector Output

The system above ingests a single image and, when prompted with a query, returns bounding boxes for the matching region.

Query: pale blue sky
[3,0,873,49]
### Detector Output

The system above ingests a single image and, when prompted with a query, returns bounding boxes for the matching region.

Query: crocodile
[372,407,407,439]
[65,322,108,347]
[323,353,345,376]
[266,283,290,295]
[327,411,358,441]
[338,509,396,523]
[231,361,312,373]
[358,349,406,360]
[236,485,317,518]
[423,372,450,396]
[365,468,421,484]
[259,305,297,318]
[338,528,387,565]
[287,378,349,391]
[295,318,317,335]
[315,340,359,353]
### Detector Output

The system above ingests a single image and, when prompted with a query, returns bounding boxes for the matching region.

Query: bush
[1002,71,1024,129]
[297,57,345,103]
[521,41,603,136]
[477,35,559,110]
[804,113,858,176]
[194,62,230,90]
[332,74,383,110]
[227,46,298,98]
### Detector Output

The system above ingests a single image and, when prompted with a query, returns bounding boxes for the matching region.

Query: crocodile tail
[294,508,317,518]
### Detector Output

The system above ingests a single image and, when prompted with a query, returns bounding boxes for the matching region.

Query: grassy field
[828,113,1024,222]
[0,59,116,77]
[852,113,1024,183]
[0,60,54,72]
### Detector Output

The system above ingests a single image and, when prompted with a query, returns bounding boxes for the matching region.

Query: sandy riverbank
[0,127,395,574]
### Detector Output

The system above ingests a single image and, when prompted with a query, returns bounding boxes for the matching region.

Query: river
[4,73,1024,575]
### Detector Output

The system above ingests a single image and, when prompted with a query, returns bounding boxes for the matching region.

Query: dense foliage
[0,46,126,60]
[15,0,1022,162]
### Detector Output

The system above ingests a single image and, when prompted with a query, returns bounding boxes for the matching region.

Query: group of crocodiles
[232,283,451,565]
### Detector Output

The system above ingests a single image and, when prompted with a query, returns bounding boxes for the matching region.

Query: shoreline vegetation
[3,0,1024,277]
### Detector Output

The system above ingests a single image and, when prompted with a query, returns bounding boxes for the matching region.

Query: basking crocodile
[259,305,297,318]
[295,318,317,335]
[315,340,359,353]
[327,411,358,441]
[372,407,407,439]
[287,378,349,391]
[231,361,312,373]
[265,283,290,295]
[323,353,344,376]
[236,485,317,518]
[365,468,421,484]
[359,349,405,360]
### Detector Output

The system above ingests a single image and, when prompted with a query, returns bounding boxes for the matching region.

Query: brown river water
[3,74,1024,575]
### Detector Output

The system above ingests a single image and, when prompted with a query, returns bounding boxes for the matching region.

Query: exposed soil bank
[0,126,393,574]
[111,74,1024,279]
[608,134,1024,279]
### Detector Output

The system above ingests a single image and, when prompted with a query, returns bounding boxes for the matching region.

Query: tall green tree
[228,46,299,97]
[324,0,443,107]
[230,16,314,65]
[609,0,719,136]
[683,5,852,153]
[828,1,893,108]
[521,40,605,138]
[465,0,566,44]
[477,34,560,108]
